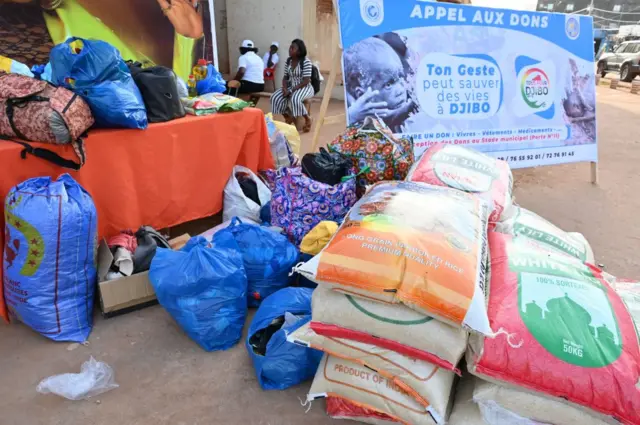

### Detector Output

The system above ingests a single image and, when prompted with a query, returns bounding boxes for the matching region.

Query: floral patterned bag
[0,72,94,169]
[328,117,414,196]
[264,167,357,246]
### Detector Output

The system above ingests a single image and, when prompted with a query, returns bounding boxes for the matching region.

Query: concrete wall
[213,0,230,74]
[226,0,303,85]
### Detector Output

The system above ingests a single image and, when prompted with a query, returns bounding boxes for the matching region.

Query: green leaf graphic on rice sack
[433,145,498,193]
[512,207,588,262]
[511,252,622,367]
[4,195,44,277]
[346,295,432,325]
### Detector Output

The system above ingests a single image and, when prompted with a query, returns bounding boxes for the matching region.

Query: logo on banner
[565,16,580,40]
[360,0,384,27]
[521,68,551,109]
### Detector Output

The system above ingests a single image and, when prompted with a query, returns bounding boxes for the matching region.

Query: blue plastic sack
[246,287,322,390]
[3,174,97,342]
[30,63,53,82]
[214,218,299,307]
[149,235,247,351]
[260,202,272,225]
[196,64,226,95]
[50,37,147,129]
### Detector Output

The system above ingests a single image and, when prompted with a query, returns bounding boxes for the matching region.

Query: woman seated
[227,39,265,94]
[270,39,314,133]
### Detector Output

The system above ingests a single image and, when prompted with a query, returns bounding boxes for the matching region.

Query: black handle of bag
[3,94,85,170]
[6,96,50,141]
[0,136,83,171]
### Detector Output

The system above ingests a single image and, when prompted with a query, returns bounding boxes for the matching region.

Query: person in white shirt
[262,42,280,92]
[226,39,265,94]
[263,42,280,69]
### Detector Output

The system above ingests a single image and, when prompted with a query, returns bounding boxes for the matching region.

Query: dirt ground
[1,86,639,425]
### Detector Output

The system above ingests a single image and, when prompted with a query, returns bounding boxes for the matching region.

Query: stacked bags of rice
[406,143,513,226]
[290,142,640,425]
[467,231,639,425]
[294,178,495,424]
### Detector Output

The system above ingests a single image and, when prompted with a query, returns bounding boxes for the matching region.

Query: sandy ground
[1,86,639,425]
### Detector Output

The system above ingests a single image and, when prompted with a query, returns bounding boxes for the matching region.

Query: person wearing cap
[227,40,265,94]
[263,42,280,92]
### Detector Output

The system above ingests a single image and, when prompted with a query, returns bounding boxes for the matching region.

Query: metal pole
[208,0,219,69]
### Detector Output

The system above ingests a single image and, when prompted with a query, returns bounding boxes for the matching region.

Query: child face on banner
[356,51,407,112]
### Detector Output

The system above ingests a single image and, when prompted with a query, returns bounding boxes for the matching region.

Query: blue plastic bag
[214,218,299,307]
[149,235,247,351]
[3,174,97,342]
[196,64,226,95]
[50,37,147,129]
[30,63,53,82]
[246,287,322,390]
[260,202,272,225]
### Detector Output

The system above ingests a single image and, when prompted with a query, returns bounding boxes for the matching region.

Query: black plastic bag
[128,62,185,123]
[133,226,171,273]
[237,173,261,206]
[301,148,352,186]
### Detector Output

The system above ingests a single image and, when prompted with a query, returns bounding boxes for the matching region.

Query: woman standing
[270,39,314,133]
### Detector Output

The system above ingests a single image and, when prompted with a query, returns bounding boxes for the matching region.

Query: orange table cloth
[0,109,275,322]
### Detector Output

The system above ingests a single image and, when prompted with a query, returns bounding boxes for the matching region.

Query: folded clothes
[108,230,137,253]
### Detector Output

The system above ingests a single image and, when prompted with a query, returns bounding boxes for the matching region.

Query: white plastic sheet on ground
[36,357,118,400]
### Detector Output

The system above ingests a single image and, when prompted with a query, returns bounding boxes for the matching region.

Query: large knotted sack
[296,181,492,335]
[3,174,97,342]
[149,235,247,351]
[50,37,147,129]
[214,218,299,307]
[309,354,444,425]
[246,288,322,390]
[289,323,455,418]
[496,206,595,263]
[407,143,513,224]
[328,117,414,196]
[473,380,614,425]
[309,285,467,371]
[468,232,640,425]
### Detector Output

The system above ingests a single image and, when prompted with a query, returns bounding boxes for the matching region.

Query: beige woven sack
[309,354,446,425]
[472,379,614,425]
[325,396,400,425]
[448,375,485,425]
[290,323,455,418]
[495,206,595,263]
[311,286,467,371]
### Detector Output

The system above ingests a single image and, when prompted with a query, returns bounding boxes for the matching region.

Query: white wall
[226,0,303,85]
[213,0,231,74]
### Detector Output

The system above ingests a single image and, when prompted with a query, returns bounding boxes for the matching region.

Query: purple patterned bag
[265,167,357,245]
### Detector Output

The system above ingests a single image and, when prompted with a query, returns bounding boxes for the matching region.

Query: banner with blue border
[337,0,597,168]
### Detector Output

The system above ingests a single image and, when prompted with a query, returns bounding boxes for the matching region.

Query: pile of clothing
[104,227,172,280]
[277,141,639,425]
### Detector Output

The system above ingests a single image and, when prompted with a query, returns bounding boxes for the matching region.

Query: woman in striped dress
[270,39,315,133]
